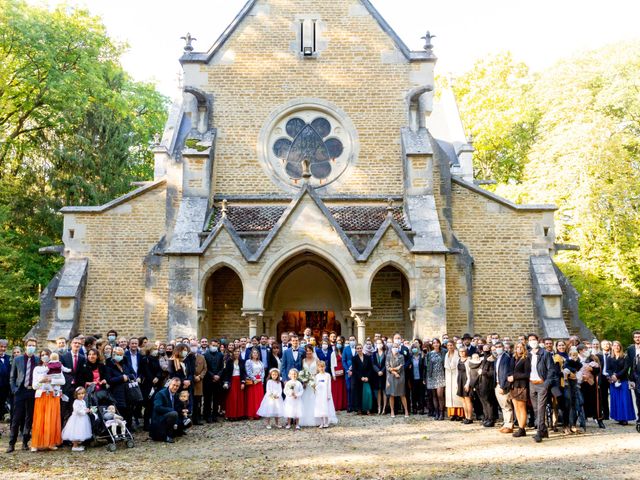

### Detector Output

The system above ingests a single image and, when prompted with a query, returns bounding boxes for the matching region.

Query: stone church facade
[31,0,588,345]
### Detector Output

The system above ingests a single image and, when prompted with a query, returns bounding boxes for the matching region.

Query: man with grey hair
[0,339,10,421]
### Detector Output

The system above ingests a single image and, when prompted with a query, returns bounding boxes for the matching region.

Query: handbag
[126,380,144,404]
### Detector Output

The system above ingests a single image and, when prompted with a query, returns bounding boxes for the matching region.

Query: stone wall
[191,0,430,196]
[72,185,167,338]
[448,182,552,337]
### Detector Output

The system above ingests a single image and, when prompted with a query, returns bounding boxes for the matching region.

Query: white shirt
[292,351,299,361]
[130,351,139,375]
[530,350,542,382]
[602,353,609,376]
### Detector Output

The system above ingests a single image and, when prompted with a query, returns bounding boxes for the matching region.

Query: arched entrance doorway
[369,265,411,339]
[264,252,350,341]
[202,266,244,339]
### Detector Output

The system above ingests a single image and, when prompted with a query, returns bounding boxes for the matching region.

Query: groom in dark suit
[150,377,185,443]
[280,335,305,379]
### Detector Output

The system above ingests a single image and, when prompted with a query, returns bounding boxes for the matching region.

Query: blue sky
[28,0,640,97]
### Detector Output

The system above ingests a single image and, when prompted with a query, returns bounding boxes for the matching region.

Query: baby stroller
[85,385,135,452]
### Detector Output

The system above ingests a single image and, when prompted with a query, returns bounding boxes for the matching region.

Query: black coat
[222,359,246,384]
[140,355,163,394]
[203,351,225,382]
[609,355,629,381]
[371,351,386,391]
[352,354,373,383]
[77,361,108,389]
[106,359,134,409]
[511,356,528,389]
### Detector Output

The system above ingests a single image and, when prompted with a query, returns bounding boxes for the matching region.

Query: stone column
[350,309,371,344]
[242,310,264,338]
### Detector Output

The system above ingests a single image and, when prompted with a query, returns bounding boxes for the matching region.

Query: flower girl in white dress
[314,361,338,428]
[257,368,285,429]
[284,369,304,430]
[61,387,92,451]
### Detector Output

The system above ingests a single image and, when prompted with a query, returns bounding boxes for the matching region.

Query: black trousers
[0,385,9,418]
[203,380,224,420]
[9,387,35,446]
[634,387,640,423]
[353,379,363,412]
[599,378,610,419]
[477,391,494,422]
[410,379,424,412]
[192,395,202,423]
[150,411,182,441]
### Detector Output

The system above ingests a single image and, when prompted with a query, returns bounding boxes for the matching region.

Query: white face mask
[391,347,399,355]
[529,340,539,350]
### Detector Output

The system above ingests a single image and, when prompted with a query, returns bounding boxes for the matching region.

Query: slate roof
[207,205,409,232]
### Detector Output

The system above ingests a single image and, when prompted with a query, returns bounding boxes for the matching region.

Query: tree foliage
[453,44,640,343]
[0,0,168,341]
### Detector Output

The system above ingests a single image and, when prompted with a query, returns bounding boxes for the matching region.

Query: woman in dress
[330,340,347,411]
[245,348,265,419]
[352,344,373,414]
[385,343,408,418]
[608,340,636,425]
[457,347,473,424]
[223,348,246,420]
[444,340,464,420]
[31,349,64,451]
[371,339,387,415]
[426,338,446,420]
[299,345,318,427]
[509,342,529,437]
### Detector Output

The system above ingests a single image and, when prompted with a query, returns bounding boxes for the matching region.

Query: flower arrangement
[298,368,315,390]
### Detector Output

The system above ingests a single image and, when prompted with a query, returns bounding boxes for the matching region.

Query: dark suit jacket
[280,348,305,378]
[151,387,177,424]
[203,351,225,382]
[60,351,86,395]
[609,356,629,381]
[0,354,11,389]
[352,354,373,382]
[78,362,108,389]
[524,349,557,387]
[9,354,40,394]
[495,353,513,390]
[626,345,640,375]
[106,358,134,409]
[124,350,143,378]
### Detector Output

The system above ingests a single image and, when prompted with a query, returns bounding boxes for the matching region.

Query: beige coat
[444,351,463,408]
[193,354,207,396]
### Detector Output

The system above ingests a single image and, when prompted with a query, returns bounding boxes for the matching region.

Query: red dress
[225,365,245,419]
[244,363,264,419]
[332,354,347,411]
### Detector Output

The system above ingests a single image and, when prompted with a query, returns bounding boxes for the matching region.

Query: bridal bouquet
[298,369,315,390]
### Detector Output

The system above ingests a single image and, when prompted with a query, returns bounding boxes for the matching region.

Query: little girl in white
[314,361,338,428]
[257,368,285,429]
[61,387,93,451]
[283,369,303,430]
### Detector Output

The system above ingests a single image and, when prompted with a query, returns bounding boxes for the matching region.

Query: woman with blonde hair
[609,340,636,425]
[444,341,463,420]
[508,342,529,437]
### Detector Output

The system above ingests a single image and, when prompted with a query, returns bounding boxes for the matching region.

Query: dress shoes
[512,428,526,437]
[499,427,513,434]
[533,434,542,443]
[5,445,15,453]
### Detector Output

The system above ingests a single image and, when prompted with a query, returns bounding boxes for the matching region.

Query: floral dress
[426,350,446,389]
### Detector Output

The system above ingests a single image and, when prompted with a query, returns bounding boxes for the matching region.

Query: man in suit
[494,341,514,433]
[525,333,557,443]
[6,338,39,453]
[626,330,640,425]
[125,337,144,426]
[0,339,11,421]
[60,336,86,426]
[343,335,357,412]
[597,339,612,420]
[280,335,304,379]
[203,339,225,423]
[150,377,185,443]
[462,334,477,356]
[257,335,271,379]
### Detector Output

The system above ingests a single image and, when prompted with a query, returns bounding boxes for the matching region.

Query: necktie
[26,356,33,387]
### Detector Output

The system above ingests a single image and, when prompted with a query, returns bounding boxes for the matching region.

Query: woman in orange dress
[30,348,64,451]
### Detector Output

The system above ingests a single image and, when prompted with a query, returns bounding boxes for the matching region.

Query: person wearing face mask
[524,334,558,442]
[371,340,387,415]
[385,343,408,418]
[167,344,191,393]
[315,340,332,372]
[426,338,446,420]
[7,339,40,453]
[444,340,464,421]
[203,339,225,423]
[106,346,134,430]
[140,345,163,431]
[106,330,118,347]
[493,341,513,433]
[576,344,605,429]
[186,340,207,425]
[329,340,347,411]
[342,336,357,413]
[407,342,425,415]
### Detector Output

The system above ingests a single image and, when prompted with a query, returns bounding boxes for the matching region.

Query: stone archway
[263,252,351,340]
[202,266,244,339]
[369,265,411,339]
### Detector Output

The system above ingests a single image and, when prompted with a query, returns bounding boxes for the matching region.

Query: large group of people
[0,328,639,451]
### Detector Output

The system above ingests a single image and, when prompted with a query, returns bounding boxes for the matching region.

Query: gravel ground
[1,414,639,479]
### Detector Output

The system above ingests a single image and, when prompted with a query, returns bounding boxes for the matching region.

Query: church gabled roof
[180,0,436,64]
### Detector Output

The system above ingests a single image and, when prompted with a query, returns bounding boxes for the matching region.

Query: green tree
[0,0,167,341]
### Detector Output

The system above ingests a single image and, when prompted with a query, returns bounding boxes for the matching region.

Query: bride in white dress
[299,347,318,427]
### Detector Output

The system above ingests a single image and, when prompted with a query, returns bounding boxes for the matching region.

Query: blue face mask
[412,348,419,354]
[108,335,116,342]
[349,341,356,348]
[322,345,328,351]
[113,354,123,362]
[26,346,36,356]
[336,344,343,350]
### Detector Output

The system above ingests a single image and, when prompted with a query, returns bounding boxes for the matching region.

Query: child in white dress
[257,368,285,429]
[314,361,338,428]
[283,369,304,430]
[61,387,93,451]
